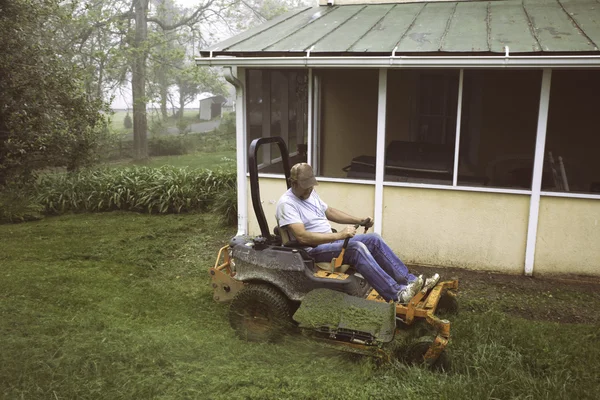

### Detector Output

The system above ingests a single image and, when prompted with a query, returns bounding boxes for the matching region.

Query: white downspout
[223,66,248,236]
[524,68,552,276]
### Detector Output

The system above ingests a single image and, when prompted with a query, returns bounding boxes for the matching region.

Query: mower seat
[276,225,352,274]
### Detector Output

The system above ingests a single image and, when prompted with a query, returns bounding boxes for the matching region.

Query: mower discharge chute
[209,137,458,369]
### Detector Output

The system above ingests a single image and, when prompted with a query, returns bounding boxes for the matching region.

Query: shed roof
[200,0,600,57]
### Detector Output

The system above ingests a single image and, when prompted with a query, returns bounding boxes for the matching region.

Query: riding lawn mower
[209,137,459,369]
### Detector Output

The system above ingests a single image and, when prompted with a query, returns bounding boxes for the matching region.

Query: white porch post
[374,69,387,235]
[307,69,313,166]
[311,72,321,171]
[452,69,464,186]
[234,67,248,236]
[262,72,271,165]
[525,68,552,276]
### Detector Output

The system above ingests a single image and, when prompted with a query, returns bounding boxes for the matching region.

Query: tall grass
[35,166,236,217]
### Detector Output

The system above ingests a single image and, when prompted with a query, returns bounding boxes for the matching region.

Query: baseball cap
[290,163,318,189]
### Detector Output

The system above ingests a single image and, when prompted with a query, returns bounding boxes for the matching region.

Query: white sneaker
[397,275,424,304]
[423,273,440,292]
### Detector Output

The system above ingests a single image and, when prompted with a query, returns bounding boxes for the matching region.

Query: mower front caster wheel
[437,291,459,316]
[404,336,451,372]
[229,283,293,343]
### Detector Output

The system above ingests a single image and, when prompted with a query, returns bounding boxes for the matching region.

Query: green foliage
[35,166,236,215]
[148,136,188,157]
[211,179,238,227]
[149,115,168,137]
[123,113,133,129]
[0,0,109,185]
[0,184,44,224]
[217,111,236,136]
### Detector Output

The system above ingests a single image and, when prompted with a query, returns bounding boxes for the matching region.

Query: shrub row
[34,166,237,218]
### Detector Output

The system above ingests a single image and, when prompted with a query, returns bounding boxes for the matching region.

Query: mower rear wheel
[229,283,293,343]
[404,336,451,372]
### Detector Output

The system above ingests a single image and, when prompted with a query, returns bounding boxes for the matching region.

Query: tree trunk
[178,82,185,119]
[96,57,104,100]
[159,80,168,120]
[132,0,149,161]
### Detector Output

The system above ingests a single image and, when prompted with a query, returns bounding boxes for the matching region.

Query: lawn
[109,109,203,135]
[1,212,599,399]
[107,150,235,170]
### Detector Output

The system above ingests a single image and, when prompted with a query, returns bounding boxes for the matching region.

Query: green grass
[1,213,599,399]
[108,109,202,136]
[108,150,235,169]
[108,110,132,135]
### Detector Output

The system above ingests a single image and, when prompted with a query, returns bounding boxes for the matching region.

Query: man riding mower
[209,137,458,369]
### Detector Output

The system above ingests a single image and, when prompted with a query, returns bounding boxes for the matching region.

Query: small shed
[199,95,227,120]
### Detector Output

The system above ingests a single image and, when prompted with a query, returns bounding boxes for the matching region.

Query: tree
[173,62,226,119]
[124,112,133,129]
[57,0,313,162]
[0,0,109,185]
[130,0,222,160]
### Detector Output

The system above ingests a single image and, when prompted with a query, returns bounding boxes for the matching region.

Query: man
[276,163,439,304]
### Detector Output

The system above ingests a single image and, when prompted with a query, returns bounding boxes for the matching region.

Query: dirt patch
[410,265,600,325]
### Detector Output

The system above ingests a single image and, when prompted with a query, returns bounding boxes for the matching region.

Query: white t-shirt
[276,189,332,234]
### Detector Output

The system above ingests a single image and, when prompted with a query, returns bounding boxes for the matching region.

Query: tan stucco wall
[319,69,378,178]
[247,177,281,236]
[535,197,600,276]
[247,177,529,274]
[247,178,375,236]
[382,187,529,273]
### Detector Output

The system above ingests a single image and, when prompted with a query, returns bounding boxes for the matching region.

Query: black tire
[437,291,459,316]
[228,283,293,343]
[404,336,451,372]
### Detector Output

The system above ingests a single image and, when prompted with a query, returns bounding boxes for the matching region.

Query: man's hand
[361,217,374,229]
[340,225,357,239]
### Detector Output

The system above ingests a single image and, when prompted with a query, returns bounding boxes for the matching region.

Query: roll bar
[248,137,292,241]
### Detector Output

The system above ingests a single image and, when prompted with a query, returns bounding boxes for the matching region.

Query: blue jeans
[308,233,416,302]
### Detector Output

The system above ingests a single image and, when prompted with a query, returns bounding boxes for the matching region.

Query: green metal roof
[201,0,600,57]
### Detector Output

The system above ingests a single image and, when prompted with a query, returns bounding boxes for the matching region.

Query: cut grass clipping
[1,213,599,399]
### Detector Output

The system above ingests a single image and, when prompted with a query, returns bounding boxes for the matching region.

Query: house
[196,0,600,278]
[199,94,227,120]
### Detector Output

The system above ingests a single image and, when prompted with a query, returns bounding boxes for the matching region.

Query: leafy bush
[149,118,168,137]
[211,178,237,227]
[196,115,236,153]
[123,113,132,129]
[0,0,109,184]
[35,166,236,215]
[0,184,43,223]
[217,111,236,136]
[148,136,188,157]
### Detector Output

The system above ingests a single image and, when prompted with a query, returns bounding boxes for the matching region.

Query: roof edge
[195,55,600,69]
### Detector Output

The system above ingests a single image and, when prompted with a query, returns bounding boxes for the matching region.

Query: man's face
[291,182,313,200]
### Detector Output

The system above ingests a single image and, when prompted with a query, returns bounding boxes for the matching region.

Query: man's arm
[326,207,373,228]
[287,222,355,247]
